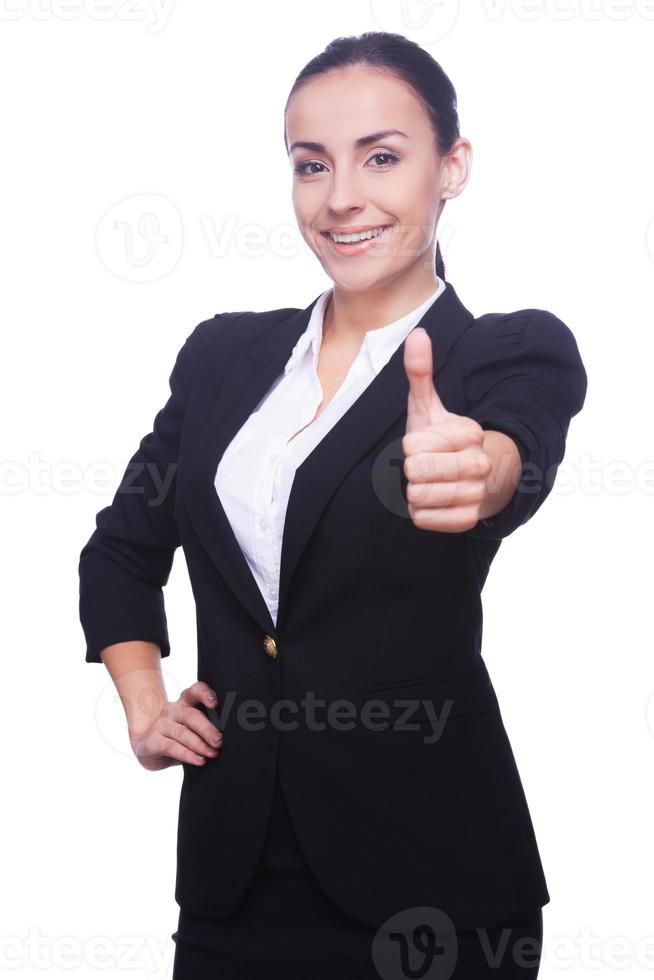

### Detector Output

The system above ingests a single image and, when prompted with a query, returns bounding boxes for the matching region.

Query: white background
[1,2,652,977]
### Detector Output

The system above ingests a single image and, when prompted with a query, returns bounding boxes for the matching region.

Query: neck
[322,266,440,345]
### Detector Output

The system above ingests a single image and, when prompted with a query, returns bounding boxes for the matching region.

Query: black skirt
[171,770,543,979]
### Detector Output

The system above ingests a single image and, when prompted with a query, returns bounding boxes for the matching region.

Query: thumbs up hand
[402,327,492,533]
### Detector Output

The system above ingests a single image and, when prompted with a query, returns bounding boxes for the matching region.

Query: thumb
[403,327,449,433]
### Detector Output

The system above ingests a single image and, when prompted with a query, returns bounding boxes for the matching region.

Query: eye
[367,151,400,168]
[293,160,327,177]
[293,151,401,178]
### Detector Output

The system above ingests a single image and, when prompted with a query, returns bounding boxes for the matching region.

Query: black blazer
[78,280,588,933]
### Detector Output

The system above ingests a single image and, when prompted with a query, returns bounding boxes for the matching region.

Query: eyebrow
[288,129,408,155]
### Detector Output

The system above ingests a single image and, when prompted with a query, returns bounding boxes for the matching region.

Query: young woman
[79,32,587,980]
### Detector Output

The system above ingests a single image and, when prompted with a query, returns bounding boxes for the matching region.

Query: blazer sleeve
[78,321,206,663]
[461,309,588,540]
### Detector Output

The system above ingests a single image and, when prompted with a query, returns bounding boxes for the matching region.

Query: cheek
[293,185,324,229]
[291,184,305,216]
[392,164,440,220]
[292,181,311,211]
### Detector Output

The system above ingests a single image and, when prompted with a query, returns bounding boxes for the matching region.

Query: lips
[320,224,393,257]
[322,224,392,237]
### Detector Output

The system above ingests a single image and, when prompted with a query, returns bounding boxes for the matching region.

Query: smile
[325,225,390,243]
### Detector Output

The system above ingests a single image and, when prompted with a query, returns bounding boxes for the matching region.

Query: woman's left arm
[462,309,589,539]
[475,428,524,524]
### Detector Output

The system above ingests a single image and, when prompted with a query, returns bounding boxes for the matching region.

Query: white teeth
[328,226,388,243]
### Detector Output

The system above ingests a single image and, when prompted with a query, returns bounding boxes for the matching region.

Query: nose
[325,163,366,216]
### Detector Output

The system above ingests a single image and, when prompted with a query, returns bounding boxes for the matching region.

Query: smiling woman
[77,28,586,980]
[171,32,580,979]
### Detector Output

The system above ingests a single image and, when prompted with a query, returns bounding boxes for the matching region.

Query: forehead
[285,64,427,147]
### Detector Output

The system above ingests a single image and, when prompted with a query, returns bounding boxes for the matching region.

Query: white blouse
[214,277,447,626]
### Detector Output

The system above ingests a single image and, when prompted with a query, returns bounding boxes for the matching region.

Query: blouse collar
[284,277,446,378]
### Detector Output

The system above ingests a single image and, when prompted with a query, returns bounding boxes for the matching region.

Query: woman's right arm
[100,639,168,740]
[98,639,224,770]
[79,317,227,769]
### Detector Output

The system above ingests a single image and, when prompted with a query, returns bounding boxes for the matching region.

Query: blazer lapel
[181,302,320,636]
[275,281,475,629]
[182,281,475,638]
